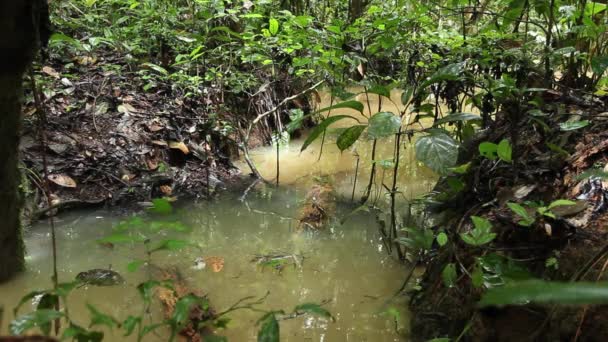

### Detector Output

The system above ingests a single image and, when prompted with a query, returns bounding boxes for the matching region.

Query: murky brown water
[235,89,438,208]
[0,89,439,341]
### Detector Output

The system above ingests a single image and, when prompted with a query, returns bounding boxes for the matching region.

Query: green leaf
[367,112,401,139]
[591,55,608,75]
[137,280,162,304]
[148,198,173,215]
[434,113,481,125]
[13,290,46,316]
[122,316,141,337]
[62,324,104,342]
[448,162,471,174]
[142,63,169,76]
[294,303,334,321]
[300,115,357,152]
[257,313,279,342]
[415,133,460,175]
[87,304,120,329]
[10,309,64,335]
[366,85,391,98]
[472,265,484,288]
[314,100,364,114]
[150,239,192,253]
[420,62,466,89]
[269,18,279,35]
[336,125,366,151]
[548,199,577,209]
[507,202,535,226]
[49,33,80,47]
[442,263,457,288]
[478,142,498,160]
[479,280,608,307]
[437,232,448,247]
[127,259,145,272]
[401,88,414,106]
[170,294,207,331]
[461,216,496,246]
[560,120,590,131]
[497,139,512,162]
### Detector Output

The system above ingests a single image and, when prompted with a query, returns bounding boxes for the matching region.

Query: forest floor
[409,91,608,341]
[20,50,243,222]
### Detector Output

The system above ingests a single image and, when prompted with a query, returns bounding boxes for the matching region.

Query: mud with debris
[20,51,245,222]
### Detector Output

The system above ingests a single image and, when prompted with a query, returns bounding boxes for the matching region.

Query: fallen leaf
[48,174,77,188]
[118,103,137,114]
[169,141,190,154]
[148,123,164,132]
[42,66,60,79]
[151,140,168,147]
[159,185,173,196]
[204,256,224,273]
[146,158,159,170]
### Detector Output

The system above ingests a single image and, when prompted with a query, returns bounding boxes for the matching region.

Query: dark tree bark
[0,1,43,282]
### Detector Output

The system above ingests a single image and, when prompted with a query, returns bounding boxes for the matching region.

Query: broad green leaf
[442,263,457,287]
[314,100,364,114]
[401,88,414,106]
[497,139,512,162]
[142,63,169,76]
[55,281,79,298]
[560,120,590,131]
[87,304,120,329]
[585,2,607,16]
[478,142,498,160]
[35,294,59,335]
[366,85,391,98]
[591,55,608,75]
[127,259,145,272]
[434,113,480,125]
[269,18,279,35]
[137,281,162,304]
[170,294,207,330]
[448,162,470,174]
[479,281,608,307]
[507,202,534,226]
[122,316,141,337]
[367,112,401,139]
[336,125,366,151]
[471,216,491,231]
[49,33,80,47]
[257,313,279,342]
[300,115,357,152]
[148,198,173,215]
[62,324,104,342]
[294,303,334,321]
[415,133,459,175]
[150,239,192,253]
[13,290,46,316]
[436,232,448,247]
[10,309,64,336]
[472,265,484,288]
[548,199,577,209]
[420,62,466,89]
[97,233,139,245]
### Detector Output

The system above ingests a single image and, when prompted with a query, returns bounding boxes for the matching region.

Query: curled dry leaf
[204,256,225,273]
[159,185,173,196]
[42,66,60,79]
[48,174,77,188]
[169,141,190,155]
[151,140,168,147]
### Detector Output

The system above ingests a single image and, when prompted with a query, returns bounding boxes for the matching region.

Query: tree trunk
[0,1,40,282]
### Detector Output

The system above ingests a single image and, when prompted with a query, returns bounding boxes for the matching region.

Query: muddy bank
[19,52,292,221]
[409,91,608,341]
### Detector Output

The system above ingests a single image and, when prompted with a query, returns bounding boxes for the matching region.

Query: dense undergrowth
[9,0,608,341]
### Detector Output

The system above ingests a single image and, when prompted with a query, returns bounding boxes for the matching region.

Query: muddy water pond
[1,188,413,341]
[1,89,440,341]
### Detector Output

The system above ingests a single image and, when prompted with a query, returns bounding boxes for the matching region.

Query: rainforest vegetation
[1,0,608,341]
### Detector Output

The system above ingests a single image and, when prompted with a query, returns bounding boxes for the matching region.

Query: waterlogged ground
[0,188,410,341]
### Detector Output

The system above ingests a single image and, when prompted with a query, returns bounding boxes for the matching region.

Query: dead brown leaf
[48,174,77,188]
[169,141,190,154]
[42,66,60,79]
[204,256,224,273]
[160,185,173,196]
